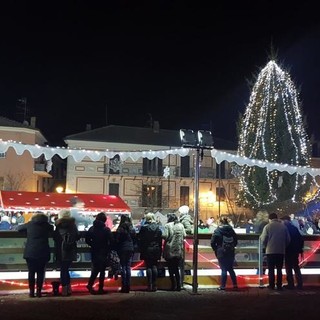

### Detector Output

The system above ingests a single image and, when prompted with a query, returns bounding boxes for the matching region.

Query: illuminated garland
[237,60,315,206]
[1,139,320,177]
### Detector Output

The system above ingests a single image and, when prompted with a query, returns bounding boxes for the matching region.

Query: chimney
[153,121,160,133]
[30,117,36,128]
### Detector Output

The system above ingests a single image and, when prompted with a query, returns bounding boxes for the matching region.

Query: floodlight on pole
[179,128,213,295]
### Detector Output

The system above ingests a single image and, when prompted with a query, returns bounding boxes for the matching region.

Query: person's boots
[36,287,42,298]
[62,286,68,296]
[175,274,181,291]
[51,281,60,296]
[146,268,153,291]
[121,285,130,293]
[170,276,176,291]
[98,279,107,294]
[86,279,95,294]
[36,279,43,298]
[152,267,158,291]
[67,284,72,296]
[29,284,35,298]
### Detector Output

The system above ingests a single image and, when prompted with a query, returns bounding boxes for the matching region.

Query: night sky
[1,2,320,146]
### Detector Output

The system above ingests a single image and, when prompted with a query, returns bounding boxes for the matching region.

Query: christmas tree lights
[237,60,313,209]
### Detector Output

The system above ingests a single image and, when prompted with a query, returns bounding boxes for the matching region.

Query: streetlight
[56,186,64,193]
[179,129,214,294]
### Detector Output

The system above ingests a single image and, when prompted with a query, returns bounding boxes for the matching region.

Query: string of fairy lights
[237,60,316,206]
[1,60,320,207]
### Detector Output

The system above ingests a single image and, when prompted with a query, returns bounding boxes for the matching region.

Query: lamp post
[56,186,64,193]
[180,129,214,294]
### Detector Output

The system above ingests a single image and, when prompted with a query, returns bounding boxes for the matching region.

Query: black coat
[53,217,80,262]
[85,219,113,263]
[17,213,53,261]
[211,224,238,258]
[138,222,162,261]
[284,221,304,255]
[115,221,137,254]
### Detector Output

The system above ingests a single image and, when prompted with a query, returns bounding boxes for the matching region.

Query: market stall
[0,190,131,224]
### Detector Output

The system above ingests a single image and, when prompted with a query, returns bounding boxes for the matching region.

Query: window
[180,186,189,207]
[142,184,162,208]
[0,152,6,159]
[180,156,190,177]
[216,187,226,202]
[142,157,163,176]
[216,161,226,179]
[109,183,119,196]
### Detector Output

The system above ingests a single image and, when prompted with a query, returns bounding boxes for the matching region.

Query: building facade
[0,116,52,192]
[64,123,250,222]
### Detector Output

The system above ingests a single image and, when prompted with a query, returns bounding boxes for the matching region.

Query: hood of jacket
[55,216,76,228]
[93,219,107,229]
[145,221,160,232]
[217,224,234,236]
[31,213,49,225]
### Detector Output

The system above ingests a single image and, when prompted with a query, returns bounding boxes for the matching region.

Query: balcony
[33,163,52,178]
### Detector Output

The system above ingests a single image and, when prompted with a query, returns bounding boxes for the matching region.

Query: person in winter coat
[281,215,304,290]
[162,213,186,291]
[85,212,113,294]
[178,205,194,235]
[17,213,54,297]
[53,209,80,296]
[138,212,163,292]
[211,216,238,291]
[253,210,269,234]
[260,212,291,290]
[115,215,137,293]
[0,215,12,230]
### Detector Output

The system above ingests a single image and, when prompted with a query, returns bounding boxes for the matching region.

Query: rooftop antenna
[147,113,153,128]
[16,97,29,123]
[106,104,108,125]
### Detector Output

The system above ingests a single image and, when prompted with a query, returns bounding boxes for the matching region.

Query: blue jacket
[283,220,304,255]
[211,224,238,258]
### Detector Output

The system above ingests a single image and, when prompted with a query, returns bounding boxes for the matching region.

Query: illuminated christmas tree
[236,60,313,211]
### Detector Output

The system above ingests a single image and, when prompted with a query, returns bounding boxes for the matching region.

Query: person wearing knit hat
[178,205,194,235]
[178,205,190,215]
[53,209,80,296]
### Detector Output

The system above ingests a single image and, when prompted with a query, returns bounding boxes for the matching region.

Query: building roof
[0,116,48,145]
[0,191,131,214]
[65,124,237,150]
[0,116,33,129]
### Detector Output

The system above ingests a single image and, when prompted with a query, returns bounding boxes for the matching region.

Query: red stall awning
[0,191,131,214]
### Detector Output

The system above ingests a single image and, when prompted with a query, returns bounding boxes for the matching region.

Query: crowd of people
[2,205,316,297]
[12,205,194,298]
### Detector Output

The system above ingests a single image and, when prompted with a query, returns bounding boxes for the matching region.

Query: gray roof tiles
[65,125,237,150]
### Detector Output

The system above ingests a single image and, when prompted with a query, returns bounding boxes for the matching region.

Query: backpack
[62,232,76,251]
[221,234,235,253]
[107,250,121,279]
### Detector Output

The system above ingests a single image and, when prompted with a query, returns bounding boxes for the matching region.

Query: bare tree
[5,171,27,191]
